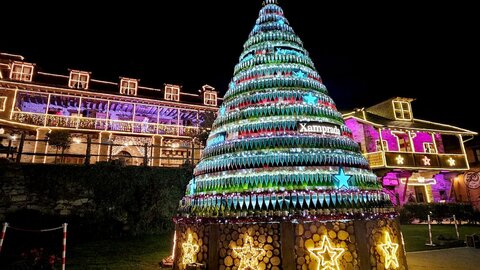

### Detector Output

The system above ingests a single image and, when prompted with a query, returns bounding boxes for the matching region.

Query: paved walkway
[408,247,480,270]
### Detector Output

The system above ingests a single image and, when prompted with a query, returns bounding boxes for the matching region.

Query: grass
[67,233,174,270]
[401,224,480,252]
[55,224,479,268]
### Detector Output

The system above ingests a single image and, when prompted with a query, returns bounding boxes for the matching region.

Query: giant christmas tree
[173,1,407,269]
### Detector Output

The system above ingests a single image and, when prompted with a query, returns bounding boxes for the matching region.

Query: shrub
[398,202,478,224]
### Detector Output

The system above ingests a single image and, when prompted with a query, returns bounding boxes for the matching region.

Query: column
[97,131,112,162]
[32,127,50,163]
[152,135,163,167]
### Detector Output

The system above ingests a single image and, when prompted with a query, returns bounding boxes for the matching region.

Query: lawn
[401,224,480,252]
[58,224,480,268]
[67,233,174,270]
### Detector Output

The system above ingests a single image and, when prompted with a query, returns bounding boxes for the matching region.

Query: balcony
[10,111,199,137]
[364,151,469,170]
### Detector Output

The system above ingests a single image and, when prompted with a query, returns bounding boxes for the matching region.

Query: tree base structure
[173,217,407,270]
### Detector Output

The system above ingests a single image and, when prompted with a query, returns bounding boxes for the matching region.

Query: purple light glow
[412,132,434,152]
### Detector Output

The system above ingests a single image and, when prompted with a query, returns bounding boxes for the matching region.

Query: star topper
[303,92,318,105]
[308,235,345,270]
[233,235,266,270]
[334,167,352,189]
[182,233,200,266]
[379,232,399,269]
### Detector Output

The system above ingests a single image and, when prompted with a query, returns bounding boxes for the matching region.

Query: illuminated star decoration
[233,235,266,270]
[278,19,285,26]
[447,157,456,166]
[303,93,318,105]
[219,106,226,116]
[229,81,236,90]
[308,235,345,270]
[333,167,352,189]
[181,233,199,266]
[422,156,431,166]
[379,232,399,269]
[395,155,404,165]
[294,70,307,79]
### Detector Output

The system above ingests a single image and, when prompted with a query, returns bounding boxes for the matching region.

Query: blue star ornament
[303,93,318,105]
[229,81,236,90]
[219,106,226,116]
[334,167,352,189]
[294,70,307,79]
[278,19,285,26]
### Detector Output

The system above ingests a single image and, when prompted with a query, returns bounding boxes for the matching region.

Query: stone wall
[0,163,190,235]
[0,165,94,221]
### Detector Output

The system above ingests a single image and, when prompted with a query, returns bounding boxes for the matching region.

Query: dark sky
[2,1,478,132]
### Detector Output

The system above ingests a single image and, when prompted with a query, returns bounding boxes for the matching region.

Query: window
[392,132,412,152]
[120,78,138,96]
[69,70,90,89]
[423,143,436,153]
[0,96,6,111]
[10,62,34,82]
[165,84,180,101]
[375,140,388,151]
[474,148,480,162]
[204,91,217,106]
[392,100,412,120]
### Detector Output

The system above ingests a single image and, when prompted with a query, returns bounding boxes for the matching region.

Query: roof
[0,52,221,108]
[344,110,477,135]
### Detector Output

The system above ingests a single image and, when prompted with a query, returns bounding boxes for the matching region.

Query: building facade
[453,139,480,210]
[344,97,477,205]
[0,52,219,166]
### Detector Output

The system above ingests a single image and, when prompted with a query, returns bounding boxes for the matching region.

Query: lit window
[69,70,90,89]
[423,143,436,153]
[204,91,217,106]
[392,100,412,120]
[0,96,6,111]
[10,62,34,82]
[165,84,180,101]
[120,78,138,96]
[375,140,388,151]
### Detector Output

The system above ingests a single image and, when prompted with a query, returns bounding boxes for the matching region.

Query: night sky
[2,1,478,132]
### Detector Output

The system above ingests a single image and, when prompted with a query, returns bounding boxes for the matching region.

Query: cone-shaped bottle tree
[173,1,407,269]
[177,0,392,220]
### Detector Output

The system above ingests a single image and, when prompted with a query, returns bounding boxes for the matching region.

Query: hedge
[398,203,480,224]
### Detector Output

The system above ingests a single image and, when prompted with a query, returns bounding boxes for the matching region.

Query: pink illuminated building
[0,52,219,166]
[343,97,477,205]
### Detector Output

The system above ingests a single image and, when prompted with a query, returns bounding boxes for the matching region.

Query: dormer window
[393,100,412,120]
[69,70,90,89]
[165,84,180,101]
[202,85,217,106]
[204,91,217,106]
[120,78,138,96]
[10,62,34,82]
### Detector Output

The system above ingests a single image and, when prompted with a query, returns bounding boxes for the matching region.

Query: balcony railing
[364,151,469,170]
[11,111,199,137]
